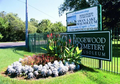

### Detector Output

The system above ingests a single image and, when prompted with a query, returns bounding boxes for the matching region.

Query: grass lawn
[0,47,120,84]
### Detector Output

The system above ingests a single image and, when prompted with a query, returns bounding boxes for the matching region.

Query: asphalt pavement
[0,42,25,48]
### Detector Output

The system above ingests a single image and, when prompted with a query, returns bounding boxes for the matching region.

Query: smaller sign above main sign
[60,31,112,61]
[66,5,102,32]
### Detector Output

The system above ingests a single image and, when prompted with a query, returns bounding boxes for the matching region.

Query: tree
[0,17,8,29]
[30,18,39,27]
[59,0,120,30]
[59,0,90,16]
[0,13,26,41]
[52,22,66,32]
[28,22,37,33]
[37,19,53,33]
[37,19,66,33]
[0,11,6,18]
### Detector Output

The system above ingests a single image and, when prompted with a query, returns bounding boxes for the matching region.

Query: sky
[0,0,67,26]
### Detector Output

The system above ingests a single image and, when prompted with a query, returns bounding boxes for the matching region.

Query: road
[0,42,25,48]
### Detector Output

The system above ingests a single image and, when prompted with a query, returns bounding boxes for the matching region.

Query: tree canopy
[0,11,66,42]
[37,19,66,33]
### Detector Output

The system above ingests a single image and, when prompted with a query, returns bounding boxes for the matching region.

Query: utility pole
[25,0,28,48]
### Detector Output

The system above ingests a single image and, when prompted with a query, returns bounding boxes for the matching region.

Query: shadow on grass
[13,46,29,56]
[81,65,106,84]
[81,64,98,73]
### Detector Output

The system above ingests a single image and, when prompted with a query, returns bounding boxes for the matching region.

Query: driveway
[0,42,25,48]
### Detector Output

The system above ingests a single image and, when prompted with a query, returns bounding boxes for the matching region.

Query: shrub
[20,54,62,66]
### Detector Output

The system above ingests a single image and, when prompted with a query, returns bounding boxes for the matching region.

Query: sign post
[25,0,28,48]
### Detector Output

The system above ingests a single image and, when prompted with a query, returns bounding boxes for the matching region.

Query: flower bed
[5,33,82,80]
[6,54,81,79]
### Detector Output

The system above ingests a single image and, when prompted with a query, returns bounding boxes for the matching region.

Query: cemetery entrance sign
[65,5,112,61]
[61,31,112,61]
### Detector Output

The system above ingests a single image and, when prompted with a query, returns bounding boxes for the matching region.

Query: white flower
[33,65,39,71]
[25,65,33,73]
[47,69,52,76]
[69,64,76,71]
[52,68,58,77]
[15,67,22,75]
[41,66,48,77]
[59,60,63,65]
[28,72,34,79]
[7,67,16,74]
[38,64,42,72]
[65,61,69,66]
[53,60,59,65]
[34,71,39,76]
[64,66,69,72]
[54,71,58,77]
[45,64,49,70]
[49,66,54,70]
[19,58,23,63]
[58,66,67,75]
[47,62,52,67]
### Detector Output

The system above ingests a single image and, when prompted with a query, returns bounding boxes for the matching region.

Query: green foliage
[59,0,90,16]
[41,33,82,65]
[30,18,38,27]
[0,17,8,29]
[41,33,67,56]
[0,11,66,42]
[63,46,82,64]
[0,12,38,42]
[28,22,37,33]
[51,22,66,32]
[37,19,66,33]
[0,12,26,41]
[0,33,3,40]
[37,19,53,33]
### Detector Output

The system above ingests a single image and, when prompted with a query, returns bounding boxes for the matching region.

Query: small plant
[41,33,82,65]
[62,46,82,65]
[41,33,66,57]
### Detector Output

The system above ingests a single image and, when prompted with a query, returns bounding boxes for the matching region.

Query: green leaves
[0,17,8,29]
[0,33,3,40]
[63,46,82,64]
[76,46,82,55]
[59,0,90,16]
[40,47,47,51]
[40,33,83,65]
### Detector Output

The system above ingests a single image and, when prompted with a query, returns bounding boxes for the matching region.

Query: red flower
[69,39,71,44]
[50,33,52,37]
[47,34,49,38]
